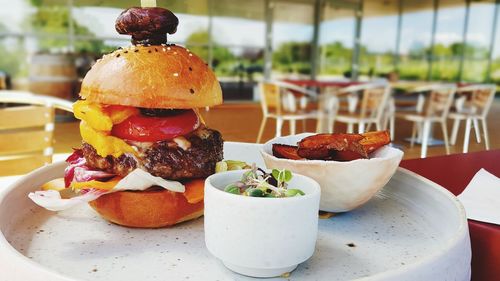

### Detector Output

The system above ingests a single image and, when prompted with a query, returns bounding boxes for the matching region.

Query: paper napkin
[458,168,500,225]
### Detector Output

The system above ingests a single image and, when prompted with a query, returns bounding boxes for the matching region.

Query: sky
[0,0,498,56]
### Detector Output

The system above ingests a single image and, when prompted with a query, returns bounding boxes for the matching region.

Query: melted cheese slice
[80,121,135,158]
[183,179,205,204]
[71,177,122,191]
[74,100,139,158]
[73,100,113,131]
[105,105,139,124]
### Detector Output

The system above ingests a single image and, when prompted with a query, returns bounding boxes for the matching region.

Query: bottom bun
[88,182,204,228]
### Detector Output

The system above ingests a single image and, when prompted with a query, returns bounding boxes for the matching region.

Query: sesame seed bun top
[79,44,222,109]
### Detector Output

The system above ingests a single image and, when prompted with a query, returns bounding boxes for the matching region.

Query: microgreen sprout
[216,160,252,173]
[223,164,304,198]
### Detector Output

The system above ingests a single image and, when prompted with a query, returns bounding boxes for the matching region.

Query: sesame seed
[134,49,139,52]
[167,47,171,50]
[173,51,177,55]
[188,53,193,57]
[155,48,158,52]
[189,67,193,71]
[163,48,166,51]
[190,88,195,94]
[148,50,152,53]
[116,54,121,58]
[124,51,128,53]
[173,73,179,77]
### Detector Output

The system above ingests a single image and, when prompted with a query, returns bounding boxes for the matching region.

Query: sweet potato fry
[360,131,391,155]
[297,133,366,159]
[331,150,364,161]
[296,147,330,159]
[272,144,303,160]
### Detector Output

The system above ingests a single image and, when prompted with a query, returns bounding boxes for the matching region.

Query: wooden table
[283,79,362,89]
[400,150,500,281]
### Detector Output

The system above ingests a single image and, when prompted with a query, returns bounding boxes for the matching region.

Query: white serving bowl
[261,133,404,212]
[204,170,321,278]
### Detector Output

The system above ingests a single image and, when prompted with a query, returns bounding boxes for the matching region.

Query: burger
[35,7,223,228]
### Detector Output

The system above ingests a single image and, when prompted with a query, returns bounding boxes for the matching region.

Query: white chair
[332,82,391,134]
[316,87,339,133]
[0,90,73,176]
[382,96,396,140]
[256,81,318,143]
[449,84,496,153]
[395,84,456,158]
[0,90,74,112]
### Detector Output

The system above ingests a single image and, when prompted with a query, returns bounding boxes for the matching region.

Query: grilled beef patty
[82,126,223,180]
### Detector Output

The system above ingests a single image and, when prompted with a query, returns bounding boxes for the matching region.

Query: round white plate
[0,142,470,281]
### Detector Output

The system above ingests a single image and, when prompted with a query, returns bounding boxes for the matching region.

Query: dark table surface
[282,79,363,88]
[400,150,500,281]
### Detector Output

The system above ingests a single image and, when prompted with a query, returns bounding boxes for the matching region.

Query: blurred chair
[449,84,496,153]
[332,82,391,134]
[382,96,396,140]
[0,91,73,176]
[0,72,8,90]
[316,87,339,133]
[256,81,318,143]
[395,84,456,158]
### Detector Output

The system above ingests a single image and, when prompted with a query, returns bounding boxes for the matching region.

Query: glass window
[0,0,71,81]
[271,1,314,78]
[72,1,210,44]
[462,0,495,82]
[318,1,356,79]
[0,0,32,33]
[491,4,500,84]
[359,0,398,79]
[430,0,466,81]
[211,0,265,79]
[0,37,28,80]
[398,0,434,81]
[72,7,123,38]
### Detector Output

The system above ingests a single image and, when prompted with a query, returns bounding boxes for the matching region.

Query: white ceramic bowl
[204,170,321,278]
[261,133,404,212]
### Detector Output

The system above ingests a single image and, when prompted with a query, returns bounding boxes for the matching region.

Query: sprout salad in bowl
[204,162,321,277]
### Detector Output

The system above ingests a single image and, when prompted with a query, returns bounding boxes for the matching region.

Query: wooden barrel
[29,54,77,100]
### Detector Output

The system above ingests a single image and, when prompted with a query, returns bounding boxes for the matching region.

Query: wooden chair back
[457,84,496,118]
[0,90,73,176]
[424,86,456,120]
[360,85,390,120]
[0,105,55,176]
[259,81,317,116]
[338,83,391,121]
[259,82,282,116]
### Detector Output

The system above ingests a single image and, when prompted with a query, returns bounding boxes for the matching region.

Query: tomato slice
[111,109,200,142]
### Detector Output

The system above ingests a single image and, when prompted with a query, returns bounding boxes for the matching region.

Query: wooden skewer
[141,0,157,7]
